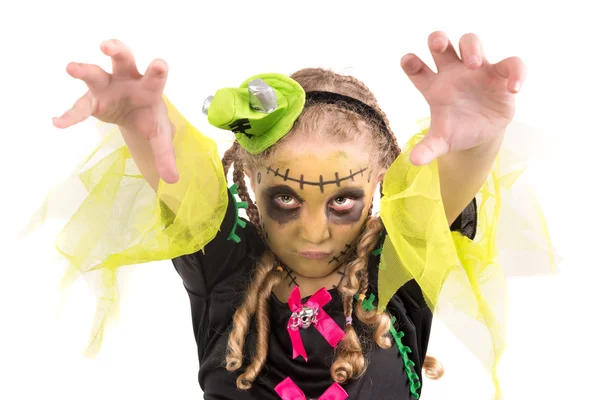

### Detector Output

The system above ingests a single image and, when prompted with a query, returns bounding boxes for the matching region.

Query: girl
[41,32,551,399]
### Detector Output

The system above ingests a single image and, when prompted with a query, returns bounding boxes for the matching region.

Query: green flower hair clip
[202,73,306,154]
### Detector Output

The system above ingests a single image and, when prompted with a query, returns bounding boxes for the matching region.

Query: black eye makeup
[326,188,365,224]
[260,185,366,225]
[261,185,305,224]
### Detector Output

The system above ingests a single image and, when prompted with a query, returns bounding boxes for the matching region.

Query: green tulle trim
[355,293,421,399]
[227,184,248,243]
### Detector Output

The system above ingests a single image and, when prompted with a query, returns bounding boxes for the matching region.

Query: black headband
[304,91,392,138]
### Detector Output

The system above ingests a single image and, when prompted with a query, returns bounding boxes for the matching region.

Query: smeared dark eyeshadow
[333,188,365,199]
[261,185,304,224]
[329,200,365,224]
[327,188,366,224]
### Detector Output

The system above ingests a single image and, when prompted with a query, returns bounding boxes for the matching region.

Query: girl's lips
[299,251,332,260]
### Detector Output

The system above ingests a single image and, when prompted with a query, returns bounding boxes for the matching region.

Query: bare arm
[438,134,503,224]
[119,123,175,193]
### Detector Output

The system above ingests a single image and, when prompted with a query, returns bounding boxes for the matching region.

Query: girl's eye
[274,195,300,209]
[330,197,355,211]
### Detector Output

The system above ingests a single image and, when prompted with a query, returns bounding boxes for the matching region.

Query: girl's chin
[287,263,339,279]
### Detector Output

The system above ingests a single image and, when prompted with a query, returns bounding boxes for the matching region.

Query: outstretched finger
[428,31,461,72]
[401,53,436,94]
[66,62,110,93]
[52,91,96,129]
[149,106,179,184]
[494,56,527,93]
[458,33,486,69]
[100,39,140,79]
[142,59,169,93]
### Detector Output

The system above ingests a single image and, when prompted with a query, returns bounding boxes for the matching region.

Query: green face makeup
[252,139,380,279]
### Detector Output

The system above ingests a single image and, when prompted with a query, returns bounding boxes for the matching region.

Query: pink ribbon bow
[275,377,348,400]
[287,286,345,361]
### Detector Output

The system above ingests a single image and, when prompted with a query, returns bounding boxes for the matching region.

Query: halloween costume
[23,73,556,399]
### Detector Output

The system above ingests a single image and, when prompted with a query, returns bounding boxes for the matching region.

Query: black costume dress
[172,190,475,399]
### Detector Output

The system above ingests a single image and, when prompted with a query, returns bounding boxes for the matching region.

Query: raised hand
[401,32,527,166]
[53,39,179,183]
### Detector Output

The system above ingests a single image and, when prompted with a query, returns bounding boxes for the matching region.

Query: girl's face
[249,137,383,278]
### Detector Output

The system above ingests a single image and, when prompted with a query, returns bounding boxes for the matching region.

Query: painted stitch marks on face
[330,244,352,289]
[332,264,348,289]
[265,167,370,192]
[282,265,300,288]
[260,222,269,242]
[328,244,352,265]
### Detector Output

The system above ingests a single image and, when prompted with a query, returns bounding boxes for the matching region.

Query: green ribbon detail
[227,184,248,243]
[355,293,377,312]
[354,293,422,399]
[390,316,422,399]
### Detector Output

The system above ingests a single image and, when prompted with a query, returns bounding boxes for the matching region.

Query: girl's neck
[272,264,347,303]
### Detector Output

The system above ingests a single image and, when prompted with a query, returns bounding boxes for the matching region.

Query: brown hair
[222,68,443,389]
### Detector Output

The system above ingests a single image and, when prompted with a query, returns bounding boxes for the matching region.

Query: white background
[1,1,599,399]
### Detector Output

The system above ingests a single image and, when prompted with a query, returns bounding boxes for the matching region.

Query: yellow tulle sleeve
[24,98,229,357]
[379,123,556,399]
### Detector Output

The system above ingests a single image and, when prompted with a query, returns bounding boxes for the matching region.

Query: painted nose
[299,210,330,245]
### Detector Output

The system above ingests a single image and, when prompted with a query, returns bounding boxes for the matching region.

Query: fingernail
[433,38,446,51]
[402,56,416,71]
[467,56,481,66]
[512,81,521,92]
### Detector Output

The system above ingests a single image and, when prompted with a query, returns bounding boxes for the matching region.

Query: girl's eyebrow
[263,185,305,202]
[330,188,365,199]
